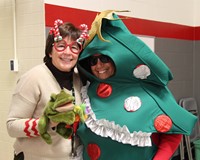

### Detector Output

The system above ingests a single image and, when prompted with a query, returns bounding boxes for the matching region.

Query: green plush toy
[38,90,86,144]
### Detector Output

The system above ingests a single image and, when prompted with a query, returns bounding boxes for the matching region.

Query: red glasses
[53,40,82,54]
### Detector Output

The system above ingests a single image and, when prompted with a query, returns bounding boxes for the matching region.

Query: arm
[7,90,40,138]
[152,133,182,160]
[6,72,41,138]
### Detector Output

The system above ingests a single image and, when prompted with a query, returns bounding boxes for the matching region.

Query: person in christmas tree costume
[77,10,197,160]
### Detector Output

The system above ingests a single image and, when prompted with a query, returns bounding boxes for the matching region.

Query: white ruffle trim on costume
[81,82,152,147]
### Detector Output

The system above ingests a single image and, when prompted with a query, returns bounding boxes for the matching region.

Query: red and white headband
[49,19,89,44]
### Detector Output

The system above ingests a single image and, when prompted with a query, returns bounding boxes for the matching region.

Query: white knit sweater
[7,64,82,160]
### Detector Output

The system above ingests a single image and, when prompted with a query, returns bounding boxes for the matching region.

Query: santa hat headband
[49,19,89,44]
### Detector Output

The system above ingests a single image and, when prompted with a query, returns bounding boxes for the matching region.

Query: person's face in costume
[50,36,81,72]
[90,54,115,80]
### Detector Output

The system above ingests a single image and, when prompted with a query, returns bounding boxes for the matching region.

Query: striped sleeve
[24,118,40,137]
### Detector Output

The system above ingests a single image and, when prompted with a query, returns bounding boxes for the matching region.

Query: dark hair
[43,22,82,62]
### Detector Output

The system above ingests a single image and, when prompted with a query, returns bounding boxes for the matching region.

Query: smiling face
[90,54,115,80]
[50,37,80,72]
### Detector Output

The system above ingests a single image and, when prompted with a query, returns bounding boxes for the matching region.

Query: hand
[55,102,74,112]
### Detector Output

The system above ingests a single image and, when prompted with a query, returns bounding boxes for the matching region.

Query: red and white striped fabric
[24,118,40,137]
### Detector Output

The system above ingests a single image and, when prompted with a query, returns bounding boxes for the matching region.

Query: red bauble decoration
[96,83,112,98]
[87,143,101,160]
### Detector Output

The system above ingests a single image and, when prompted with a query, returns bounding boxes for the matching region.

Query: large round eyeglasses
[53,40,82,54]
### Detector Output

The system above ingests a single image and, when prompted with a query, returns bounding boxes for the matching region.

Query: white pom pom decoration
[124,96,142,112]
[133,64,151,79]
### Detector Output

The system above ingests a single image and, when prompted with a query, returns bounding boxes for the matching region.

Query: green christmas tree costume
[77,10,197,160]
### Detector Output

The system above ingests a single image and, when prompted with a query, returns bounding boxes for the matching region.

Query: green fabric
[77,11,197,159]
[78,123,157,160]
[78,12,197,135]
[38,90,86,144]
[194,139,200,160]
[79,14,173,86]
[141,83,197,135]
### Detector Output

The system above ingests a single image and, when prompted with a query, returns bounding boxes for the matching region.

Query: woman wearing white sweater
[7,19,88,160]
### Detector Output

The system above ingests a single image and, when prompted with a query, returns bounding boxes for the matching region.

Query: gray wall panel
[155,38,194,102]
[194,41,200,110]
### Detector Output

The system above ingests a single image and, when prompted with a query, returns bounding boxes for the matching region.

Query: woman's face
[90,54,115,80]
[50,37,81,72]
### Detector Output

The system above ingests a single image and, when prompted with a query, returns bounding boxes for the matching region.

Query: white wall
[45,0,197,26]
[194,0,200,25]
[0,0,45,159]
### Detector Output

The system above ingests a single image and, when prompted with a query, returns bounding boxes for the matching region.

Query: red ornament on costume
[87,143,101,160]
[154,114,172,132]
[97,83,112,98]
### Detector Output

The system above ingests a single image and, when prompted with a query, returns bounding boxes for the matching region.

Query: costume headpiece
[77,24,89,44]
[84,10,130,47]
[80,10,173,86]
[49,19,89,44]
[49,19,63,42]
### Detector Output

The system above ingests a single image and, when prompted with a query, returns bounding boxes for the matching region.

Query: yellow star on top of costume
[84,10,130,48]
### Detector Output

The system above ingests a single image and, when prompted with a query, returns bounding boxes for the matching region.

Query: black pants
[14,152,24,160]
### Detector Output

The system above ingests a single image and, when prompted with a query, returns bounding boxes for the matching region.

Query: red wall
[45,4,200,40]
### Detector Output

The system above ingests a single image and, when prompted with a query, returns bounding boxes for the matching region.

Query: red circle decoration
[96,83,112,98]
[154,114,172,132]
[87,143,101,160]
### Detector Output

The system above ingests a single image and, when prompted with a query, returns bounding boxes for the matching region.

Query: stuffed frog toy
[38,89,86,144]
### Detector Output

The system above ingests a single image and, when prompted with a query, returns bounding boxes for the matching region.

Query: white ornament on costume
[124,96,142,112]
[133,64,151,79]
